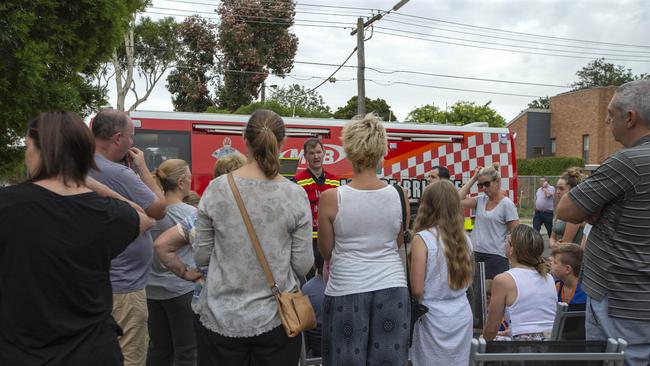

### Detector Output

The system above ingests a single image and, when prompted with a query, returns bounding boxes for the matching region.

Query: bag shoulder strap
[392,184,413,290]
[227,174,279,294]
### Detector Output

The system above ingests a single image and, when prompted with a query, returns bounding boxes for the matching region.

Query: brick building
[507,86,622,164]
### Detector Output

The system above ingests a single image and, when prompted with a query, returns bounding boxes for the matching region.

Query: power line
[129,43,575,89]
[114,61,549,99]
[217,65,548,98]
[390,12,650,50]
[158,0,374,17]
[379,18,650,55]
[146,9,650,62]
[160,0,650,50]
[374,26,650,59]
[303,47,357,94]
[373,30,650,63]
[159,0,368,18]
[365,78,543,98]
[144,11,350,29]
[293,60,570,88]
[149,7,354,25]
[294,2,381,12]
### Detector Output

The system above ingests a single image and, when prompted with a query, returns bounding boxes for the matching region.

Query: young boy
[550,244,587,306]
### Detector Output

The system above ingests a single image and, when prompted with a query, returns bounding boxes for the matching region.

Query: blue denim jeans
[586,294,650,366]
[532,210,553,235]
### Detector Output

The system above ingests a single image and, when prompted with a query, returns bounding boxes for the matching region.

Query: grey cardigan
[193,175,313,337]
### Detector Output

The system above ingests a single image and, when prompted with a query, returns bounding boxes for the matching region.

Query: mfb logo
[280,144,346,165]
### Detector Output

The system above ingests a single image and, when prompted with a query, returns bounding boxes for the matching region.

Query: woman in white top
[459,164,519,279]
[483,224,557,341]
[410,180,474,366]
[318,114,409,366]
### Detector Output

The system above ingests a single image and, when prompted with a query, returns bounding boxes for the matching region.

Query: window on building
[550,138,556,155]
[582,135,590,164]
[532,146,545,157]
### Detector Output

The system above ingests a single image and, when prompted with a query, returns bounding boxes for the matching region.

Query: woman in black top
[0,112,153,366]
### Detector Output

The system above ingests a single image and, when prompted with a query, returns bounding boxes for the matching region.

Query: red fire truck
[129,110,518,204]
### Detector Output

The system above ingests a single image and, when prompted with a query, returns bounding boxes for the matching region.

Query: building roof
[550,85,617,99]
[506,108,551,127]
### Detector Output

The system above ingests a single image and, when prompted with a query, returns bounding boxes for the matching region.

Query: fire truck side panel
[129,111,518,204]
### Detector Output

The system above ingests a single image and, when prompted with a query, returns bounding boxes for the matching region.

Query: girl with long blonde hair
[409,180,474,365]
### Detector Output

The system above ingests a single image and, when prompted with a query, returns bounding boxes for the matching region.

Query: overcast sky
[110,0,650,123]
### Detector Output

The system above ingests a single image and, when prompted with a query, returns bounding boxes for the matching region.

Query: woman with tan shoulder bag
[192,110,314,366]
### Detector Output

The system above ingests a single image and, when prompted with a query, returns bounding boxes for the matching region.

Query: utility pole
[260,82,266,103]
[356,17,366,116]
[350,0,409,118]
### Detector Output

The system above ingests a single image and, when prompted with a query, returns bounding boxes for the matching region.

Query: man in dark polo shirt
[557,79,650,366]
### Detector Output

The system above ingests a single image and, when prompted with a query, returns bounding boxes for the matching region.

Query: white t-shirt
[471,195,519,257]
[325,185,407,296]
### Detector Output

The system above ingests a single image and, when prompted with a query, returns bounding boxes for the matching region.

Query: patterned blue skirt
[322,287,410,366]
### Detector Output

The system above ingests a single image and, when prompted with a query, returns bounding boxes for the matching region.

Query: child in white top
[483,224,556,341]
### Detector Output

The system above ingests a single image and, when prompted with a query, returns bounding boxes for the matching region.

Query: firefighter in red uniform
[295,138,340,277]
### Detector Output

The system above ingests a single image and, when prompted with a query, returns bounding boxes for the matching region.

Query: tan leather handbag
[227,174,317,338]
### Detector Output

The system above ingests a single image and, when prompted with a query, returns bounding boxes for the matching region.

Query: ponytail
[154,159,190,193]
[510,224,548,278]
[535,259,550,277]
[253,128,280,177]
[244,110,285,178]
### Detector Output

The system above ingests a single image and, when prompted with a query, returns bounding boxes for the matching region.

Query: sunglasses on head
[477,180,493,188]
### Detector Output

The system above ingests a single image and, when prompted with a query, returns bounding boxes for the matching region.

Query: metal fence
[516,175,560,216]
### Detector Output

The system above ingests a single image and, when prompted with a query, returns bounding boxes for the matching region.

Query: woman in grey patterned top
[192,109,313,365]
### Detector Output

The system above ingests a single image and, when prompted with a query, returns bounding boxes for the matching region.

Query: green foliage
[232,101,332,119]
[446,101,505,127]
[205,106,232,114]
[0,0,140,181]
[166,15,218,112]
[527,96,550,109]
[333,96,397,121]
[406,104,444,123]
[134,17,180,72]
[517,157,584,176]
[572,58,640,90]
[405,101,505,127]
[268,84,332,115]
[216,0,298,110]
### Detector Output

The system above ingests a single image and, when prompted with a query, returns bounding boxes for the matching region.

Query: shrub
[516,156,584,176]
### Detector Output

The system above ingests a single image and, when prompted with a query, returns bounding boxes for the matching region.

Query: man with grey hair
[90,108,166,366]
[557,79,650,366]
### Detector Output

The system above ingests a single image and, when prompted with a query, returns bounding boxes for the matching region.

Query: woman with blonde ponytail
[192,110,313,365]
[147,158,199,366]
[409,180,474,366]
[483,224,556,341]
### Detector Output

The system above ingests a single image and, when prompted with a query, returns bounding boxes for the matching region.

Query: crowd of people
[1,79,649,366]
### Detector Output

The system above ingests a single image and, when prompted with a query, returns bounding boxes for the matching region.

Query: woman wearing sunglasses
[459,164,519,279]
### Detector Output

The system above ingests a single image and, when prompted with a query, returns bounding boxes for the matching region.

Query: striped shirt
[568,134,650,320]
